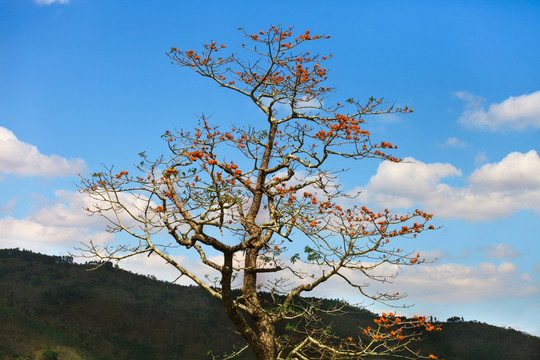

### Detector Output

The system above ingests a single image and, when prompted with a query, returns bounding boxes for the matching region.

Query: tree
[79,26,440,360]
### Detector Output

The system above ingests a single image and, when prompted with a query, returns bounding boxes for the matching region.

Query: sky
[1,0,539,337]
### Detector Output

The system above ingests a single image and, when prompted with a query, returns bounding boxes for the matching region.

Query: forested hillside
[1,249,538,360]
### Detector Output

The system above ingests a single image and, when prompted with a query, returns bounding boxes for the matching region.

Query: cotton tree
[79,26,440,360]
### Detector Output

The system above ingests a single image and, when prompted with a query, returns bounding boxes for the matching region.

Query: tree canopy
[79,26,440,360]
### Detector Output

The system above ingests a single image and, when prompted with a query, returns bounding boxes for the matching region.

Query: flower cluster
[115,170,128,179]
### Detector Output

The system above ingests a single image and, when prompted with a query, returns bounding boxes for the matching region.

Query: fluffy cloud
[0,127,85,177]
[357,158,462,210]
[357,150,540,221]
[0,216,113,254]
[0,190,115,254]
[35,0,69,5]
[456,91,540,131]
[0,188,169,257]
[31,190,112,228]
[469,150,540,192]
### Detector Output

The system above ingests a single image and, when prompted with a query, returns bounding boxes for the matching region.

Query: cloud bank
[0,216,113,254]
[357,150,540,221]
[456,91,540,131]
[116,251,538,305]
[0,126,85,177]
[0,190,113,254]
[389,261,538,303]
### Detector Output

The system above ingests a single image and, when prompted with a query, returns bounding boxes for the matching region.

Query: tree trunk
[220,249,276,359]
[243,247,276,360]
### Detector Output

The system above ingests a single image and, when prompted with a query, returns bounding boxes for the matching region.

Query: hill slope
[1,249,539,359]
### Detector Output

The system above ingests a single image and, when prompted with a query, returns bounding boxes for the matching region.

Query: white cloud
[0,127,85,177]
[0,187,176,259]
[479,243,521,260]
[392,261,538,303]
[469,150,540,192]
[0,190,117,254]
[35,0,69,5]
[31,190,111,228]
[0,216,113,254]
[305,260,538,304]
[441,137,468,149]
[456,90,540,131]
[357,151,540,221]
[358,157,462,210]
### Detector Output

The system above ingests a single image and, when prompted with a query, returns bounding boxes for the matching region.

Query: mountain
[1,248,539,360]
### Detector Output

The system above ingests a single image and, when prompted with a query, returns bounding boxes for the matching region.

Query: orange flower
[115,170,129,178]
[347,337,353,341]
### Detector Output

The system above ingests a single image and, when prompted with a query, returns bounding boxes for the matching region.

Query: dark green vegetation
[1,248,539,360]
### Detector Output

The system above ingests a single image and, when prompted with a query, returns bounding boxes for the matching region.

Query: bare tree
[79,26,440,360]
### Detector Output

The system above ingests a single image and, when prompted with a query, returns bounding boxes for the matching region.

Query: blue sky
[1,0,539,337]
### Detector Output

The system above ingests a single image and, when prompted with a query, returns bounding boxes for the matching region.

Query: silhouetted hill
[1,248,539,359]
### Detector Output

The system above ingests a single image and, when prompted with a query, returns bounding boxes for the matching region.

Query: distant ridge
[1,248,539,360]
